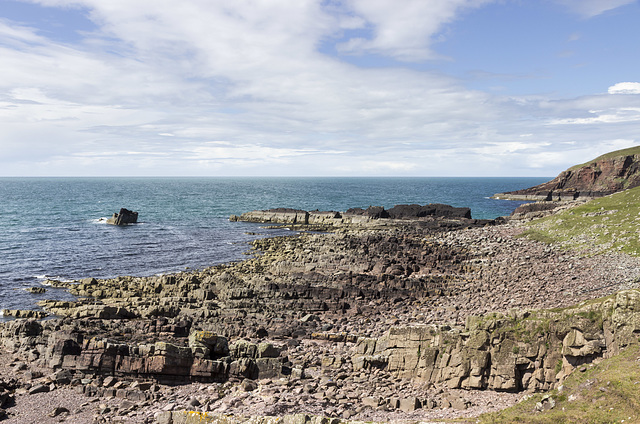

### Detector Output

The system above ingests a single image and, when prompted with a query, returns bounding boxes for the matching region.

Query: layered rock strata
[494,147,640,201]
[230,203,475,227]
[353,289,640,393]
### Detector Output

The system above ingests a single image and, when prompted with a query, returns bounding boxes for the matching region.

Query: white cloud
[357,160,419,173]
[609,82,640,95]
[0,1,639,177]
[471,141,552,156]
[550,108,640,125]
[530,140,639,169]
[554,0,636,18]
[336,0,492,61]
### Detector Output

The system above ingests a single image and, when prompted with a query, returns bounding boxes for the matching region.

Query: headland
[494,146,640,201]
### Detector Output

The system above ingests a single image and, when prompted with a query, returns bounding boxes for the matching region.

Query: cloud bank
[0,0,639,176]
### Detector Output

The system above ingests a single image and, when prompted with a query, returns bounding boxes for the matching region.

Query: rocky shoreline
[1,205,640,423]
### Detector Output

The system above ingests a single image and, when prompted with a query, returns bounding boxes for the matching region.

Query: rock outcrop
[0,317,289,386]
[494,146,640,201]
[352,288,640,393]
[106,208,139,225]
[231,203,474,227]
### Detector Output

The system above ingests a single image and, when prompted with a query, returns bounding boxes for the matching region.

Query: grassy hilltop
[569,145,640,171]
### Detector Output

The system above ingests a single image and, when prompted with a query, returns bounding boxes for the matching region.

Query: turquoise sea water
[0,177,548,312]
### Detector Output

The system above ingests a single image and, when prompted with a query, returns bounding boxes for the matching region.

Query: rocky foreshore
[1,206,640,423]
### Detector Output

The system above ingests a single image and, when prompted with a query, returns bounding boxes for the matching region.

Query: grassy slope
[477,344,640,424]
[568,146,640,171]
[475,186,640,423]
[519,186,640,257]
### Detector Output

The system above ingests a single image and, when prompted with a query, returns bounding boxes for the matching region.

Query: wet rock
[106,208,138,225]
[387,204,471,219]
[25,287,46,294]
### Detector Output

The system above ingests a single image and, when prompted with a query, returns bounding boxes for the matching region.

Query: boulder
[188,331,229,358]
[106,208,138,225]
[233,208,309,224]
[344,206,389,219]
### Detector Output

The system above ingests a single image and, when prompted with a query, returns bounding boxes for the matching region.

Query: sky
[1,0,639,177]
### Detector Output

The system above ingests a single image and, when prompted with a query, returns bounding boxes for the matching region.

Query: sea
[0,177,549,314]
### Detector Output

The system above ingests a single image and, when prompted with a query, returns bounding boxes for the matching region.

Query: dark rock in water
[25,287,46,294]
[387,203,472,219]
[106,208,138,225]
[344,206,390,219]
[235,203,476,225]
[231,208,309,224]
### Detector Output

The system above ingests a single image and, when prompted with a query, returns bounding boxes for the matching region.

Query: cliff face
[494,147,640,201]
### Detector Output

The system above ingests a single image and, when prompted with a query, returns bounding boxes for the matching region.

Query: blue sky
[1,0,639,177]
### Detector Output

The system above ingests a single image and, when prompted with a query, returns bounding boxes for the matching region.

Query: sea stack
[106,208,138,225]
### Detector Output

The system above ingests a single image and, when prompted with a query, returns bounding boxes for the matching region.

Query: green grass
[477,344,640,424]
[520,186,640,256]
[568,146,640,171]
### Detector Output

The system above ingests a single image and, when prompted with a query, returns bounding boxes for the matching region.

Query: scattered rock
[49,406,69,417]
[28,384,49,395]
[241,379,258,392]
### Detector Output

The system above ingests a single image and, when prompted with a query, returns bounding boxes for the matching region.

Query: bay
[0,176,548,312]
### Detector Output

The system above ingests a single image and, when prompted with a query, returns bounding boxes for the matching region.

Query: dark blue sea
[0,177,548,313]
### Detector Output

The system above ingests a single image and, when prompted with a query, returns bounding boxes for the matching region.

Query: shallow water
[0,176,548,311]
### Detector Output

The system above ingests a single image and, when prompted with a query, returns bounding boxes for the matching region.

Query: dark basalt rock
[344,206,390,219]
[106,208,138,225]
[387,204,472,219]
[238,203,473,224]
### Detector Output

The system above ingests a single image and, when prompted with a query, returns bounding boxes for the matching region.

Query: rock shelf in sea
[1,204,640,423]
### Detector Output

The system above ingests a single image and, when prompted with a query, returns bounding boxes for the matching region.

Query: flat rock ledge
[492,191,601,202]
[230,204,495,230]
